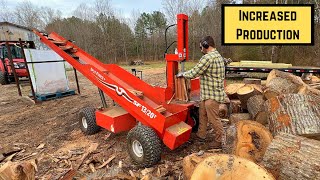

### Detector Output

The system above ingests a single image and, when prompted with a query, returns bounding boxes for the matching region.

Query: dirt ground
[0,66,221,179]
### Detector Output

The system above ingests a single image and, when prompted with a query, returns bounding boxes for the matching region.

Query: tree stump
[265,94,320,138]
[225,83,245,99]
[247,95,268,125]
[243,78,261,85]
[237,85,262,109]
[229,113,251,124]
[190,154,275,180]
[262,133,320,180]
[223,120,273,163]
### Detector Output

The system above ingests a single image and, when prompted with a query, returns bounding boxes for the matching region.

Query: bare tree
[14,1,43,29]
[72,3,94,21]
[0,0,15,22]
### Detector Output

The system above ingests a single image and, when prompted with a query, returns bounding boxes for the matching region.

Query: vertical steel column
[73,67,81,94]
[6,41,22,96]
[98,88,107,108]
[19,39,37,103]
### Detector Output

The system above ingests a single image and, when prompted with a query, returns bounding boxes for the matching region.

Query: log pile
[182,70,320,180]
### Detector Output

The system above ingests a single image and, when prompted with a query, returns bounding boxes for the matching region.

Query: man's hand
[176,72,184,78]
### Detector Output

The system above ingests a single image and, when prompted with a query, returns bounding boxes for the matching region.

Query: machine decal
[91,67,157,119]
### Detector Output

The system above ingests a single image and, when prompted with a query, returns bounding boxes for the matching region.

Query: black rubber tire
[78,107,100,135]
[127,124,162,167]
[190,107,199,132]
[0,71,7,85]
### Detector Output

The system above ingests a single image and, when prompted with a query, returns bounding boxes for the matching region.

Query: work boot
[190,133,206,143]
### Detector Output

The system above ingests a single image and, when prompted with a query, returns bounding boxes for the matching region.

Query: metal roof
[0,22,32,31]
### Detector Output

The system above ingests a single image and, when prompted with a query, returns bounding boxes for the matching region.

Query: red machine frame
[33,14,200,166]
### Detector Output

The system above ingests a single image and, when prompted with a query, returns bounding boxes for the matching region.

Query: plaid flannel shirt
[183,49,226,103]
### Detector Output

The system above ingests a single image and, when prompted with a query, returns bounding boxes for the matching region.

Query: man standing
[178,36,226,148]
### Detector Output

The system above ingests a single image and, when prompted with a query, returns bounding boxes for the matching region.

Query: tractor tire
[0,71,8,85]
[78,107,100,135]
[127,124,162,167]
[190,107,199,132]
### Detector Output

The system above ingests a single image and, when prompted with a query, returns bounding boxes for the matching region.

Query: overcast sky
[7,0,163,18]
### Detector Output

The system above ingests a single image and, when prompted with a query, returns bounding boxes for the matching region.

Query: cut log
[265,94,320,138]
[266,69,277,86]
[243,78,261,85]
[262,133,320,180]
[225,83,245,99]
[311,75,320,83]
[229,113,251,124]
[237,85,262,109]
[219,104,228,118]
[250,84,263,93]
[190,154,275,180]
[263,88,279,100]
[0,160,37,180]
[223,120,273,163]
[230,99,242,113]
[266,70,306,97]
[175,77,190,101]
[266,77,300,95]
[274,70,305,86]
[182,152,214,180]
[247,95,268,125]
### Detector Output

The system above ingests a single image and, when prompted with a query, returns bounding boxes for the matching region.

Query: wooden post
[5,41,22,96]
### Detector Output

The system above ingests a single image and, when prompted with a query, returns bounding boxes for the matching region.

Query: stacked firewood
[182,71,320,180]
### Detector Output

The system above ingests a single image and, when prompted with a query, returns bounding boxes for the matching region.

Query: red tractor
[0,42,34,85]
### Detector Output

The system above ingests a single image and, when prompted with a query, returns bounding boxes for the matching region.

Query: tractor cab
[0,41,35,85]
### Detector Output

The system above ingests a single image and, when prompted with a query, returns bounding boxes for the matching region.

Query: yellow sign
[222,5,314,45]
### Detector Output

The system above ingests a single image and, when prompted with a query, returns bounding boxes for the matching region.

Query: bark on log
[225,83,245,99]
[229,113,251,125]
[266,69,277,86]
[237,85,262,109]
[262,133,320,180]
[267,77,300,94]
[266,70,306,96]
[219,103,229,118]
[243,78,261,85]
[230,100,242,113]
[190,154,275,180]
[182,152,214,180]
[223,120,273,163]
[265,94,320,138]
[247,95,268,125]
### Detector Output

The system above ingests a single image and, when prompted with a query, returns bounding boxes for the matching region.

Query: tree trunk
[190,154,275,180]
[237,85,262,109]
[262,133,320,180]
[265,94,320,138]
[229,113,251,125]
[223,120,273,163]
[247,95,268,125]
[225,83,245,99]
